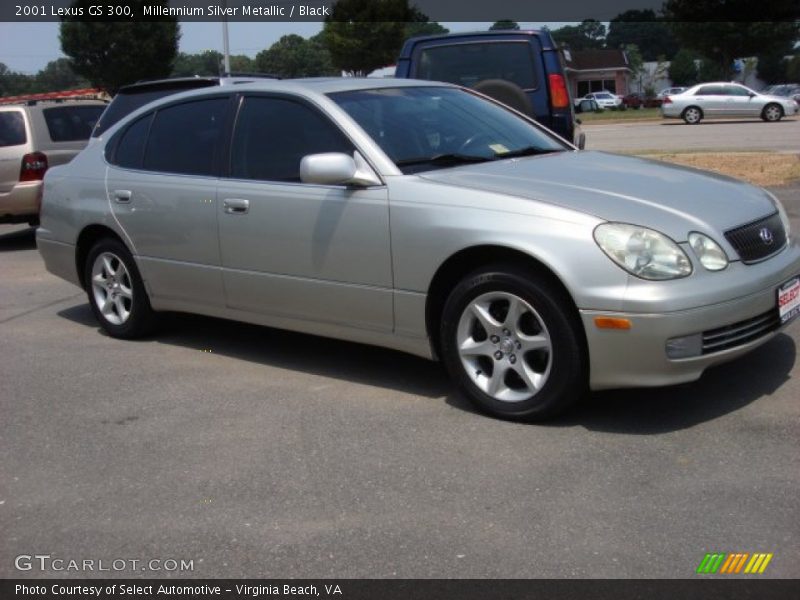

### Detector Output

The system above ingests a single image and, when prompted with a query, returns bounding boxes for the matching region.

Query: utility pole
[222,0,231,75]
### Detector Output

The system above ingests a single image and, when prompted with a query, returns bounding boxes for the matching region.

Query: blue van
[395,30,584,148]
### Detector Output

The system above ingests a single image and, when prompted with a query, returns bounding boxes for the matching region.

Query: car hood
[418,151,777,240]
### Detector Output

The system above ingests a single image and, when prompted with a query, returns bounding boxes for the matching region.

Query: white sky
[0,21,572,74]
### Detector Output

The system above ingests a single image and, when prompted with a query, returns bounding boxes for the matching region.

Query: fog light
[666,334,703,359]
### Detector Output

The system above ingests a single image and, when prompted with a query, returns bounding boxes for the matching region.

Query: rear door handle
[113,189,132,203]
[223,198,250,214]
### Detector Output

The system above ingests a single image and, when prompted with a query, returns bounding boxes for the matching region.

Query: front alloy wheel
[440,267,587,421]
[456,291,552,402]
[762,104,783,122]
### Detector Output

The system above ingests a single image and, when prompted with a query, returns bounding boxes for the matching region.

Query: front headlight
[594,223,692,280]
[688,232,728,271]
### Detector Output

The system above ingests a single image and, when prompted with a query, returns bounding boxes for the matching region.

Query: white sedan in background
[576,92,622,110]
[661,82,800,124]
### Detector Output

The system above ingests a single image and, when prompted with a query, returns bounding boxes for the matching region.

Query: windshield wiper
[395,153,493,167]
[493,146,563,160]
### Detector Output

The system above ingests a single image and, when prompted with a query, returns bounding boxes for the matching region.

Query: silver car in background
[662,81,800,124]
[36,78,800,421]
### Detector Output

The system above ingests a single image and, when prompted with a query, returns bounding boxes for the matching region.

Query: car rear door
[215,93,393,331]
[105,95,230,307]
[692,84,725,116]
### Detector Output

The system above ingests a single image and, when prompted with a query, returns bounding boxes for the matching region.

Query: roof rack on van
[0,88,108,106]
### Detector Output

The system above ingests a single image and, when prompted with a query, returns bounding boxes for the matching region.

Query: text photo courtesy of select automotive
[2,1,800,594]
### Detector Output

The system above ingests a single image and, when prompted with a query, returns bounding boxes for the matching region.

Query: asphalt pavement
[1,186,799,579]
[585,117,800,154]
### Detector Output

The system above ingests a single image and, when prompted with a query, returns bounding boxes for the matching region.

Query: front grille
[724,212,786,263]
[701,309,781,354]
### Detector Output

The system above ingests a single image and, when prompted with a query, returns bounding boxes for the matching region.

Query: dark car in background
[622,92,662,109]
[395,30,584,148]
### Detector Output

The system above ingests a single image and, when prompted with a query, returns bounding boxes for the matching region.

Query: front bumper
[582,247,800,390]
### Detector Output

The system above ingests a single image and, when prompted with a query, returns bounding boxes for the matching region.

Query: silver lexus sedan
[661,81,800,124]
[36,78,800,421]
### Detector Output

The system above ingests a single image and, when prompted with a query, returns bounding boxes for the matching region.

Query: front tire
[84,238,157,338]
[440,267,587,421]
[762,103,783,122]
[682,106,703,124]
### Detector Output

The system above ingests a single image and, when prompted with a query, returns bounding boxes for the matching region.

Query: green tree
[551,20,606,50]
[0,63,35,96]
[664,0,799,79]
[668,49,699,86]
[605,10,679,61]
[786,55,800,82]
[229,54,255,73]
[33,58,87,93]
[755,48,791,84]
[624,44,644,81]
[489,20,520,31]
[60,0,179,93]
[255,34,337,78]
[403,6,448,40]
[172,50,223,77]
[322,0,415,76]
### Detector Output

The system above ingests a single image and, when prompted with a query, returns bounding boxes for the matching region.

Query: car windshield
[328,86,567,174]
[595,93,614,99]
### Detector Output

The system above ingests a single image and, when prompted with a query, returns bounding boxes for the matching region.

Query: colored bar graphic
[698,552,773,575]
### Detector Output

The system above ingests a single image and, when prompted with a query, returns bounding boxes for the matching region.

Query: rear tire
[84,238,157,339]
[439,266,587,421]
[682,106,703,124]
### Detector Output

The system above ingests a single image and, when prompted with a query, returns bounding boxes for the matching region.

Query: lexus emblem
[759,227,774,245]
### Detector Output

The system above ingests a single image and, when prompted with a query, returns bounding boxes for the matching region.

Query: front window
[329,87,567,174]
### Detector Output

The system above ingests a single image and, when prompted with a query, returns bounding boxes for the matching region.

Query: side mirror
[299,152,381,187]
[578,99,598,113]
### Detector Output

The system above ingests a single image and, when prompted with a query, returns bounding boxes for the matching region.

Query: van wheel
[682,106,703,124]
[440,266,586,421]
[84,238,157,338]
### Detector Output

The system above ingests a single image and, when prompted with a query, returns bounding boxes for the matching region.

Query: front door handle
[113,189,132,203]
[223,198,250,214]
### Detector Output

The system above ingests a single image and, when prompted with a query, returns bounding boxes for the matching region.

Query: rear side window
[43,105,104,142]
[143,98,228,176]
[415,42,537,90]
[0,111,27,147]
[230,96,354,182]
[112,114,153,169]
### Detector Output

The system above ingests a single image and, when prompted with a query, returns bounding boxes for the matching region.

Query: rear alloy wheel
[440,267,586,421]
[682,106,702,124]
[762,103,783,122]
[85,238,157,338]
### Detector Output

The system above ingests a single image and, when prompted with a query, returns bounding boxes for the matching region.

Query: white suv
[0,100,105,225]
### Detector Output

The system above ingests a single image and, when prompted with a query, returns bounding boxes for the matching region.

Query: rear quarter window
[415,42,537,90]
[43,105,104,142]
[0,111,27,147]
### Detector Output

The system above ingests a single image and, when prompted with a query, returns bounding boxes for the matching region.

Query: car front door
[106,96,230,307]
[721,85,759,117]
[216,94,393,332]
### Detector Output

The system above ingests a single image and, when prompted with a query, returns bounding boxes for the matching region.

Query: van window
[43,105,104,142]
[0,111,27,147]
[143,98,228,176]
[415,42,537,90]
